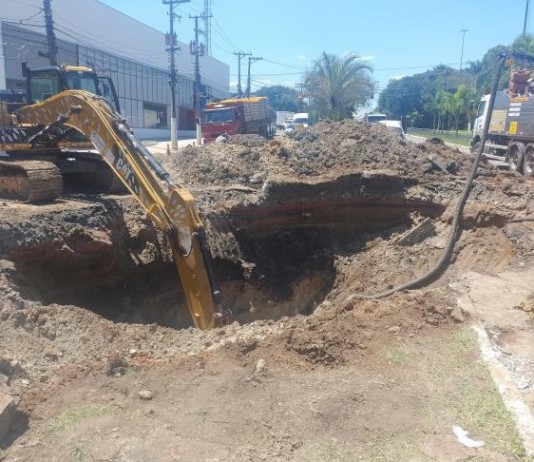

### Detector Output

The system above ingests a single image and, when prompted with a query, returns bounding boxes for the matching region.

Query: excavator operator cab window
[29,71,60,103]
[64,71,98,94]
[97,76,121,114]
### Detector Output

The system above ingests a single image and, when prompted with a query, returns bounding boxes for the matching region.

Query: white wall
[0,0,229,95]
[0,22,5,88]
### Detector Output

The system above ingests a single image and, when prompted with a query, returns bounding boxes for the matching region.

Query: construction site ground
[1,121,534,461]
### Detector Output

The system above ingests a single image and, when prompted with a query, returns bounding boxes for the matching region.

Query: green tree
[255,85,299,112]
[510,33,534,54]
[304,52,375,120]
[379,65,473,128]
[476,45,508,96]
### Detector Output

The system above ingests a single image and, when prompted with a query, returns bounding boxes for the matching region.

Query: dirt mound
[156,120,470,189]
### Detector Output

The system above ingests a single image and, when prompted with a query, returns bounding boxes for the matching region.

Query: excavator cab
[22,63,121,114]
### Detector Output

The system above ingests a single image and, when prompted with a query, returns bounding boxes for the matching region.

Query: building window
[143,102,167,129]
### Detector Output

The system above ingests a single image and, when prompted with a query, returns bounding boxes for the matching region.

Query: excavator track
[0,160,63,203]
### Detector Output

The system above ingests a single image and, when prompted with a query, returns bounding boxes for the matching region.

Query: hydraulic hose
[346,53,508,301]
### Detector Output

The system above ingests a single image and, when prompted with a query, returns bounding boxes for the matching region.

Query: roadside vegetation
[379,34,534,133]
[257,34,534,138]
[407,128,472,147]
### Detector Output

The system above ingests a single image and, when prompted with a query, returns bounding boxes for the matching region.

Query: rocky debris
[450,308,465,323]
[397,217,436,246]
[138,390,153,400]
[255,358,267,374]
[0,390,17,440]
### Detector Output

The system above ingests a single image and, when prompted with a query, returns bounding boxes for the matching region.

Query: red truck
[203,97,274,142]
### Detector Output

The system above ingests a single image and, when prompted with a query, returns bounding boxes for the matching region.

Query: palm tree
[305,53,375,121]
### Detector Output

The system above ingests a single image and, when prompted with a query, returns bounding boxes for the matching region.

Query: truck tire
[524,144,534,177]
[507,142,525,173]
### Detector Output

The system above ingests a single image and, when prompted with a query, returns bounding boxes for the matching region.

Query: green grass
[300,437,431,462]
[408,128,472,147]
[48,403,117,435]
[382,328,527,460]
[432,133,471,147]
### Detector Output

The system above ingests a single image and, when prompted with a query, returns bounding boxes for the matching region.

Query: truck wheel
[508,142,525,173]
[524,145,534,177]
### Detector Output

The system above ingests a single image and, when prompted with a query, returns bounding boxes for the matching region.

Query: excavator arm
[13,90,221,329]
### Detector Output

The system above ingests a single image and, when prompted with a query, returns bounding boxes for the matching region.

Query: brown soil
[1,121,534,460]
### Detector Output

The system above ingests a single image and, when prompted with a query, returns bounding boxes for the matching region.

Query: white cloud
[359,55,375,61]
[296,55,306,61]
[390,75,405,81]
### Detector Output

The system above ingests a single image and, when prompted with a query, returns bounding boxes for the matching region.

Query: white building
[0,0,229,138]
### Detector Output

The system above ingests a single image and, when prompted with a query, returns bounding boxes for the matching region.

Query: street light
[460,29,468,71]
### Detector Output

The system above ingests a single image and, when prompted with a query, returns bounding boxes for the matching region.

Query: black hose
[346,53,507,301]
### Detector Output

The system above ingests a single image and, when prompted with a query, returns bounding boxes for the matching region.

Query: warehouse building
[0,0,229,138]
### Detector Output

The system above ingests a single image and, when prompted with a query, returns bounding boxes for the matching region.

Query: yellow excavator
[0,67,222,330]
[0,64,123,201]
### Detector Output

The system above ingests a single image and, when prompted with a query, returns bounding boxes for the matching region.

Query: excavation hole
[6,194,444,329]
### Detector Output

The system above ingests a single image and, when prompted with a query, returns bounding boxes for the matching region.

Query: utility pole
[202,0,213,56]
[245,56,262,97]
[42,0,58,65]
[295,82,305,112]
[459,28,468,71]
[524,0,530,35]
[190,14,204,145]
[163,0,190,150]
[233,51,251,97]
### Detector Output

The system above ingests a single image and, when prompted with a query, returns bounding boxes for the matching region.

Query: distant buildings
[0,0,229,138]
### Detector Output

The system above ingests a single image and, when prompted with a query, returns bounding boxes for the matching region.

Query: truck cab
[471,95,490,151]
[203,104,241,141]
[291,112,309,129]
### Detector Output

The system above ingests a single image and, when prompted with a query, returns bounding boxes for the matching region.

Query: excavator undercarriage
[0,160,62,202]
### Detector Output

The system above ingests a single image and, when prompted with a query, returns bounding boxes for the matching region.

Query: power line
[211,16,242,52]
[262,58,307,70]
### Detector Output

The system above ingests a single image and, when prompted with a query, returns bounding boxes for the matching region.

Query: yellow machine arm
[13,90,221,329]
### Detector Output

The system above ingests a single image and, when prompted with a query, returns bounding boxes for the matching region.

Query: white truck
[291,113,309,128]
[276,111,295,129]
[471,69,534,177]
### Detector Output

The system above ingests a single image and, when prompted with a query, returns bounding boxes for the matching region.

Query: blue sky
[100,0,531,97]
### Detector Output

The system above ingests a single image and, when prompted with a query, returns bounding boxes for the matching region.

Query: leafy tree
[379,65,473,128]
[510,33,534,54]
[255,85,299,112]
[379,75,423,122]
[304,52,375,120]
[475,45,508,96]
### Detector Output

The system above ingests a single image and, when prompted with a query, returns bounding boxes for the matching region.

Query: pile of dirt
[156,121,470,189]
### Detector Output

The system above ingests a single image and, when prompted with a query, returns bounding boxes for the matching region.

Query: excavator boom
[10,90,221,329]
